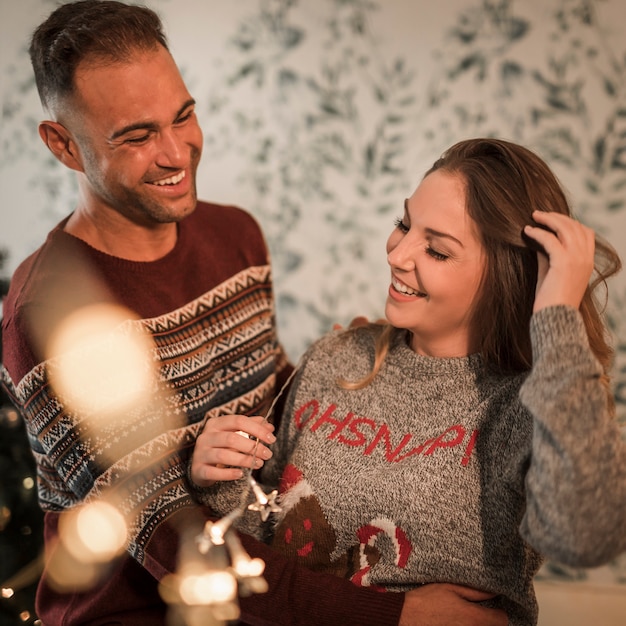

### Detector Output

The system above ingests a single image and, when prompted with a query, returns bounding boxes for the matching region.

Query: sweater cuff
[186,459,249,515]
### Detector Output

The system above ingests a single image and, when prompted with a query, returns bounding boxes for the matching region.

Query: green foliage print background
[1,0,625,591]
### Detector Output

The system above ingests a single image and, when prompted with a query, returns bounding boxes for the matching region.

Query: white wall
[536,581,626,626]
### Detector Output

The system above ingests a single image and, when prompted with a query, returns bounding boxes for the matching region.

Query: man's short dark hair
[29,0,169,110]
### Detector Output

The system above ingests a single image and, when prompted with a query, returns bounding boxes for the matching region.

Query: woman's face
[385,170,486,357]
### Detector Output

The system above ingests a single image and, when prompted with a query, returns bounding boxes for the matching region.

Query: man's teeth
[152,171,185,186]
[392,277,425,297]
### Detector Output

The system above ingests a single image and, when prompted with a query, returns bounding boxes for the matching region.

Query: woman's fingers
[525,211,595,311]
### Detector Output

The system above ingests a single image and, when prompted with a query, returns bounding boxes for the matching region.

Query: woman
[191,138,626,626]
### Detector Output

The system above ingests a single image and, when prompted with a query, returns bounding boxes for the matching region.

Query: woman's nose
[387,232,416,271]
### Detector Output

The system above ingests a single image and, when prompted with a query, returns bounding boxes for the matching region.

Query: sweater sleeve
[519,305,626,566]
[144,506,405,626]
[237,529,405,626]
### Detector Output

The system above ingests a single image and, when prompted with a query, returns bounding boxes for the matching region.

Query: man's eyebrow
[404,199,464,247]
[110,99,196,141]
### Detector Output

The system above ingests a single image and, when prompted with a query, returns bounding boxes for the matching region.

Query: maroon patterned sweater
[1,201,404,626]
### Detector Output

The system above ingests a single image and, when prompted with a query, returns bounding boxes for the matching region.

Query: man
[1,2,507,625]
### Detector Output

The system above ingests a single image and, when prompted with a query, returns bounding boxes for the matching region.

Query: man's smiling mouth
[151,171,185,186]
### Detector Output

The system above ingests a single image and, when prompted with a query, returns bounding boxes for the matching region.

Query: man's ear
[38,120,84,172]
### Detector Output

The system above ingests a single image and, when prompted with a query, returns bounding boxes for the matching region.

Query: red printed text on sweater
[294,399,478,466]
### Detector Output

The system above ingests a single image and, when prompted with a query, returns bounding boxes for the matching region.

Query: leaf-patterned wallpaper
[1,0,625,587]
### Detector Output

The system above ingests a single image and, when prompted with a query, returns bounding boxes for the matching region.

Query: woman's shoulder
[288,325,383,395]
[308,323,384,353]
[296,324,389,380]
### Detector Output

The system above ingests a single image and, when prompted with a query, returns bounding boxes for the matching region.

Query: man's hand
[399,583,507,626]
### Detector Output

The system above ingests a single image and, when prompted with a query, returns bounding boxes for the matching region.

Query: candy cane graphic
[351,517,412,588]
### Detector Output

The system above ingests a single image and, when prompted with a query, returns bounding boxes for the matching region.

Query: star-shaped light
[247,477,281,522]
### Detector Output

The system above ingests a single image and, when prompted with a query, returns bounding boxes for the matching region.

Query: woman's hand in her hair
[191,415,276,487]
[523,210,595,313]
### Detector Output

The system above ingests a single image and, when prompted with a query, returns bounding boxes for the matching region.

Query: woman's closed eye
[426,246,449,261]
[394,217,450,260]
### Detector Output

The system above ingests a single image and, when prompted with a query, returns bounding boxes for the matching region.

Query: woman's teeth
[153,171,185,186]
[392,277,425,297]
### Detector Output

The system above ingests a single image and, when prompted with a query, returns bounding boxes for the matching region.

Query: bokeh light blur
[47,302,156,426]
[46,501,128,592]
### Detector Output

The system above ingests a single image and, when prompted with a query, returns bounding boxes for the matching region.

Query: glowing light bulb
[48,501,128,592]
[63,501,127,563]
[179,571,237,605]
[47,303,155,425]
[233,556,265,578]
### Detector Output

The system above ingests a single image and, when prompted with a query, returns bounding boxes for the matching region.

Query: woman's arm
[520,212,625,565]
[520,305,626,566]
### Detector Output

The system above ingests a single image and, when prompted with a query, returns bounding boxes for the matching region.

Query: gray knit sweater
[203,306,626,626]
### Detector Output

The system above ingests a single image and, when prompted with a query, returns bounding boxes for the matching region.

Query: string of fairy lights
[163,367,298,625]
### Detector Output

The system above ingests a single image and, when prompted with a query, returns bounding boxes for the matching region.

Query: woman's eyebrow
[424,228,464,247]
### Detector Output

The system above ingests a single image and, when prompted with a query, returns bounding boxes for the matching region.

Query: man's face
[61,45,203,227]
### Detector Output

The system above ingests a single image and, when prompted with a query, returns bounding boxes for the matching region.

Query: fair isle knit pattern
[1,202,290,566]
[144,264,281,420]
[2,265,282,563]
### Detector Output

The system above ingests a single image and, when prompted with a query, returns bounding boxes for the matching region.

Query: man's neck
[64,209,178,262]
